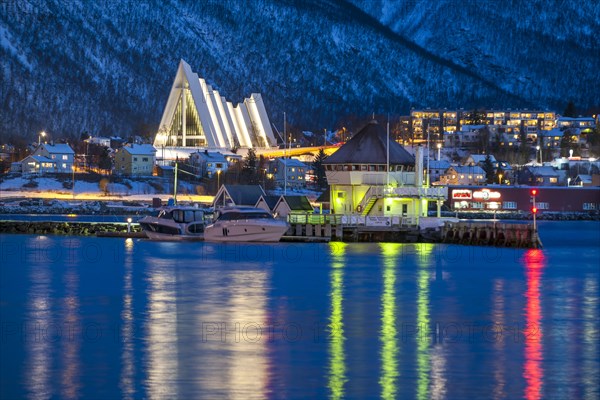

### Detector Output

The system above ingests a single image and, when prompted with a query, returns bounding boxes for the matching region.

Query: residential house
[465,154,497,167]
[212,184,266,208]
[518,166,562,186]
[273,158,308,189]
[114,144,156,176]
[572,174,593,187]
[439,166,486,186]
[429,160,451,184]
[20,155,56,175]
[189,150,228,178]
[272,195,314,218]
[32,143,74,173]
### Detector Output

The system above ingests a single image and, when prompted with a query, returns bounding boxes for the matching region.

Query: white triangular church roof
[154,59,276,150]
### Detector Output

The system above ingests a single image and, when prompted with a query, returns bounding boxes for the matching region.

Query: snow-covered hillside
[0,0,598,141]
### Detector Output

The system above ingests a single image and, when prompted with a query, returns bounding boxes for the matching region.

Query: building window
[583,203,596,210]
[62,155,68,160]
[134,157,138,162]
[472,202,484,209]
[549,177,558,183]
[143,157,148,162]
[503,201,517,209]
[537,202,549,209]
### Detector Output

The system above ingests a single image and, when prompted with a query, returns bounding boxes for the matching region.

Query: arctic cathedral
[153,59,277,149]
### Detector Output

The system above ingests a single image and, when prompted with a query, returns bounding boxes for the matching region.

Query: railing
[287,214,418,227]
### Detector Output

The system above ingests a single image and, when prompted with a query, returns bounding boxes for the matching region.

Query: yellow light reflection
[328,242,347,400]
[379,243,401,400]
[120,238,135,399]
[415,243,434,400]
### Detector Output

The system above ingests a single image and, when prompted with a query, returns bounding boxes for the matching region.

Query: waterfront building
[272,195,314,218]
[255,195,280,213]
[212,184,266,208]
[153,59,277,150]
[114,144,156,176]
[32,143,74,173]
[323,120,447,219]
[448,185,600,212]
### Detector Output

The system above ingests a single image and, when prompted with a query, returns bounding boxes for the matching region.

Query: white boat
[138,207,209,241]
[204,206,289,242]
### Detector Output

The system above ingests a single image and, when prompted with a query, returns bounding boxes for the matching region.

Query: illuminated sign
[452,189,472,199]
[472,189,501,201]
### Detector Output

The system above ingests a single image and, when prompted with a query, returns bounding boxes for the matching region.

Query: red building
[447,185,600,213]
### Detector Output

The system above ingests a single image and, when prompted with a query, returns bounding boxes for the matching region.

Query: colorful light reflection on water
[0,221,598,399]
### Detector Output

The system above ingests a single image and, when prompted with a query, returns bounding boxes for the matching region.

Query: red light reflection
[523,249,546,400]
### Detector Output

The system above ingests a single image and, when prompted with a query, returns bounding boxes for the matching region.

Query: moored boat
[204,206,289,242]
[138,206,209,241]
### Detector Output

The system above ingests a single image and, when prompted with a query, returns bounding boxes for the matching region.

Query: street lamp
[498,173,503,185]
[216,168,221,190]
[536,145,541,164]
[436,142,442,161]
[38,131,46,145]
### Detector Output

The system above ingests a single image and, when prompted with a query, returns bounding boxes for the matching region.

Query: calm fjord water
[1,221,598,399]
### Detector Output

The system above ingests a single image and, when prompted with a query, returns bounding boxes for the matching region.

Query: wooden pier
[285,214,542,248]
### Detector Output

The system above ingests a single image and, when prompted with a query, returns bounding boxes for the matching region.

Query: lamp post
[436,142,442,161]
[127,217,132,233]
[217,168,221,190]
[536,145,541,164]
[38,131,46,146]
[498,173,503,185]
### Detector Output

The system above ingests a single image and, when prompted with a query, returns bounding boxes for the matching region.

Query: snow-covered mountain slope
[1,0,598,141]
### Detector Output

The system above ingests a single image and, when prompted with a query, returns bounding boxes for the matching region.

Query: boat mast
[174,162,178,205]
[386,115,390,189]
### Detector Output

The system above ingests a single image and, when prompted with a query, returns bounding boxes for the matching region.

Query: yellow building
[323,120,447,222]
[114,144,156,176]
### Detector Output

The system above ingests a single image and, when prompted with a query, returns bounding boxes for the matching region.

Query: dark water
[1,221,598,399]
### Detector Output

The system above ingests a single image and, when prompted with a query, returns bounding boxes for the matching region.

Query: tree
[587,123,600,157]
[241,148,259,185]
[482,154,495,184]
[313,148,328,189]
[560,127,578,157]
[563,101,577,117]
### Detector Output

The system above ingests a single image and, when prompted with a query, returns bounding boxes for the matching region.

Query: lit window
[503,201,517,209]
[62,155,68,160]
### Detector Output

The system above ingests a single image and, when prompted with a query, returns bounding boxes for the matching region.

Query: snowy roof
[428,160,451,169]
[24,155,55,163]
[120,144,156,155]
[41,143,74,154]
[450,165,486,175]
[323,120,414,165]
[192,151,227,162]
[278,158,307,168]
[467,154,497,164]
[525,166,559,176]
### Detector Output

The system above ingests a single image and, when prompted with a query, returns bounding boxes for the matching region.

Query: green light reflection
[379,243,402,400]
[416,243,433,400]
[328,242,347,400]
